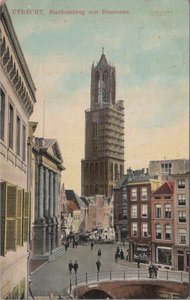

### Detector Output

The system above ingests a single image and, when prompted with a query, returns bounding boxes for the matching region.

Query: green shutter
[0,182,6,256]
[16,189,22,246]
[23,192,30,242]
[7,186,17,217]
[6,185,17,251]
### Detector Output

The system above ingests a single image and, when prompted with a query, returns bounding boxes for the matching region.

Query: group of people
[68,260,79,274]
[115,246,125,262]
[148,264,158,278]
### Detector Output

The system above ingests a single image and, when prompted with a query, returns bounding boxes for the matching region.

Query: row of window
[131,187,148,201]
[155,224,187,244]
[0,88,26,161]
[0,182,30,256]
[155,204,186,222]
[131,222,148,237]
[131,204,148,218]
[131,221,187,245]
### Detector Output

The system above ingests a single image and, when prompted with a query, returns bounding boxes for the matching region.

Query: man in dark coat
[73,261,79,274]
[68,261,73,274]
[96,260,101,272]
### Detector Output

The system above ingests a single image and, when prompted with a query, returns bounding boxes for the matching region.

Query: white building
[0,4,36,299]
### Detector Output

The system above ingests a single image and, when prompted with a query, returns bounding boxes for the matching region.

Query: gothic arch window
[85,185,89,195]
[90,185,94,195]
[100,162,104,180]
[85,163,89,178]
[120,164,124,178]
[95,163,99,178]
[102,70,108,102]
[114,164,119,181]
[95,71,100,103]
[111,72,115,104]
[90,163,94,180]
[104,162,108,180]
[100,185,104,195]
[110,163,113,180]
[95,184,99,194]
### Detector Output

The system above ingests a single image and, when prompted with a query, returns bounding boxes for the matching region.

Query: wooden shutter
[6,185,17,251]
[23,191,30,242]
[16,189,22,246]
[0,182,6,256]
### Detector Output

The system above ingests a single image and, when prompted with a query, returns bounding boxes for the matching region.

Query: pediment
[45,139,63,163]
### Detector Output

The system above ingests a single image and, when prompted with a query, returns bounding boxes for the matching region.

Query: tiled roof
[153,181,174,195]
[65,190,86,208]
[67,200,79,213]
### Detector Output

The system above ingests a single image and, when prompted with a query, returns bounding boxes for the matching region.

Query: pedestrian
[73,241,75,248]
[75,241,78,248]
[137,259,140,268]
[120,249,124,260]
[73,261,79,274]
[68,261,73,274]
[98,249,101,258]
[90,241,94,250]
[153,265,158,278]
[96,260,101,272]
[148,265,153,278]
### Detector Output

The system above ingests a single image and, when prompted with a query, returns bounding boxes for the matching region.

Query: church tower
[81,51,125,198]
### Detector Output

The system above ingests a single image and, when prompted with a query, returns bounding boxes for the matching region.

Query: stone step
[49,246,72,262]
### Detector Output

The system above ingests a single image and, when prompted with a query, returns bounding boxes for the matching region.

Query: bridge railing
[69,269,189,294]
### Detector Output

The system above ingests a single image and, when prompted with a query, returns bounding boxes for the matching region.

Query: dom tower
[81,51,125,198]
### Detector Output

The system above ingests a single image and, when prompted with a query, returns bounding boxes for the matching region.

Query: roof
[65,190,87,209]
[67,201,79,213]
[114,175,129,189]
[153,181,174,195]
[33,137,64,166]
[1,4,36,101]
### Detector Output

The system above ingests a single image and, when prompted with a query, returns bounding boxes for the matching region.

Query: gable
[46,139,63,162]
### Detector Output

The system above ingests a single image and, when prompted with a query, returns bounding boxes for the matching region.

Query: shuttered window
[23,192,30,242]
[1,182,30,255]
[0,182,6,256]
[16,189,22,246]
[6,185,17,251]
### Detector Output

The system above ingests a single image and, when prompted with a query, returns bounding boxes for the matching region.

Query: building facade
[81,52,125,198]
[31,137,65,256]
[149,159,189,180]
[151,181,174,269]
[0,4,36,299]
[172,172,189,271]
[127,177,162,263]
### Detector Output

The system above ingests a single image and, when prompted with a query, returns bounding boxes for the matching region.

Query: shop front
[133,243,149,263]
[156,246,172,266]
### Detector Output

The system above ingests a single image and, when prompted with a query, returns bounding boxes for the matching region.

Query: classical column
[39,165,44,218]
[49,171,54,218]
[53,173,58,218]
[44,168,49,218]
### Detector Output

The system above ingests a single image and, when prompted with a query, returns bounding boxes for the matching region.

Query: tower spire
[102,47,104,54]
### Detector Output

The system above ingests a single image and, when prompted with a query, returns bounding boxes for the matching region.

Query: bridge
[69,269,189,299]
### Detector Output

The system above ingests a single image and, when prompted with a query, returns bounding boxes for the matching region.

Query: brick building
[127,176,162,263]
[151,181,174,268]
[172,172,189,271]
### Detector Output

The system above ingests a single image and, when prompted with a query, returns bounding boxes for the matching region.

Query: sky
[6,0,189,195]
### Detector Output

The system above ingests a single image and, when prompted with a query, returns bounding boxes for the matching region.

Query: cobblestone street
[30,242,137,297]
